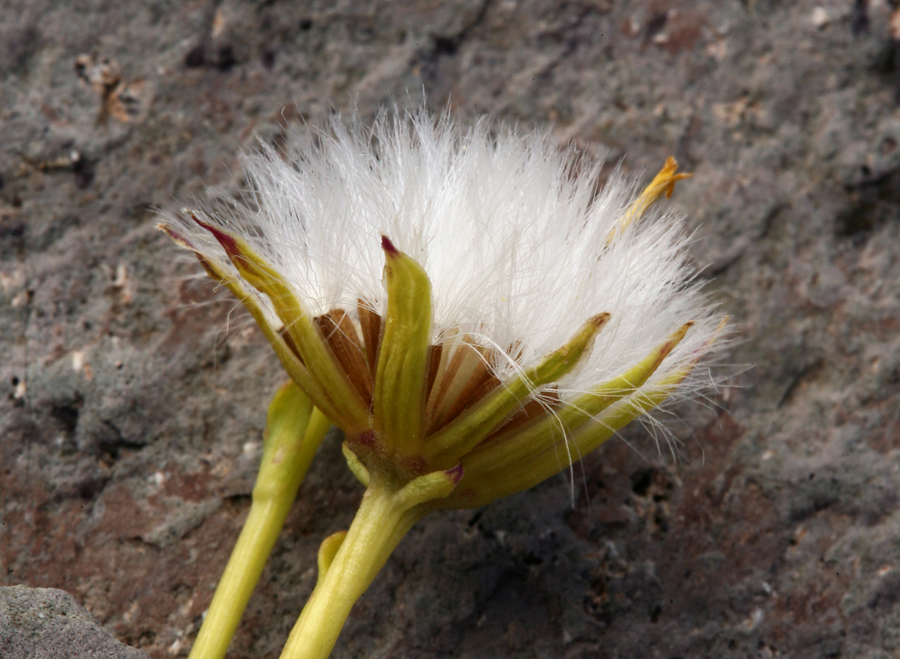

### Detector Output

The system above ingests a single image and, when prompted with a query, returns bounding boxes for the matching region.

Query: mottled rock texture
[0,585,149,658]
[2,0,899,658]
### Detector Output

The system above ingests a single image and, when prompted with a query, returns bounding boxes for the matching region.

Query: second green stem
[278,462,461,659]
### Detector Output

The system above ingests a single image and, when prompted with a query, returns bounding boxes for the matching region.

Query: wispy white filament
[164,108,723,404]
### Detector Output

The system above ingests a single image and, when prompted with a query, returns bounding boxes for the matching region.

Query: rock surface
[1,0,899,658]
[0,586,149,659]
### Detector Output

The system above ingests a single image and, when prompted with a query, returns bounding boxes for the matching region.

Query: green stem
[279,466,459,659]
[189,384,331,659]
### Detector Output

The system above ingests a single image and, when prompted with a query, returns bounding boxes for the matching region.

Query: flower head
[160,108,725,510]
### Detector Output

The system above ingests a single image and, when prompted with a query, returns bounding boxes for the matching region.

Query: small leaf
[317,532,347,586]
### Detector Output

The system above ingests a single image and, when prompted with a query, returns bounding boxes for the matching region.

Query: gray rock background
[0,586,150,658]
[2,0,899,658]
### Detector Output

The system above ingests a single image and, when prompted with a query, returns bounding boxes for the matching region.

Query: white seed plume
[162,108,723,409]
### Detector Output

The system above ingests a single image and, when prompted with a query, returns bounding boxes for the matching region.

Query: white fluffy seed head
[162,107,724,407]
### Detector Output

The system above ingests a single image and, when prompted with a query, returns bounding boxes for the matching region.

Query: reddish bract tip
[445,463,464,484]
[381,235,399,256]
[157,224,195,250]
[591,312,611,328]
[192,213,241,259]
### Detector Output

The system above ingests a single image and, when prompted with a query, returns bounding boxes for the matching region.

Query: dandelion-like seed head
[160,107,726,510]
